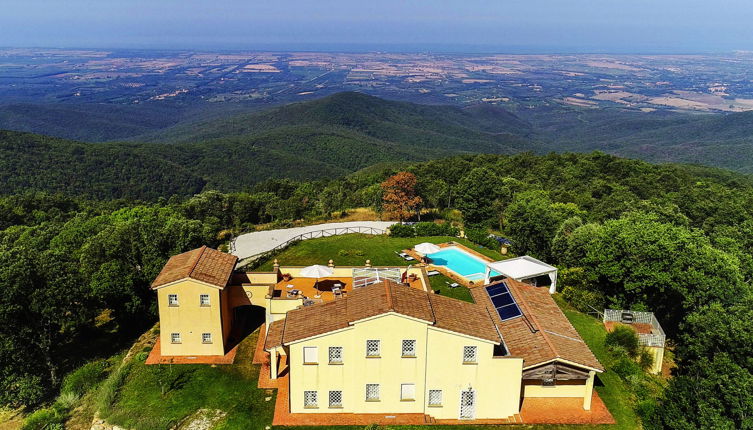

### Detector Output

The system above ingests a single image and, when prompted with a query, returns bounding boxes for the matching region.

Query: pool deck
[404,242,497,287]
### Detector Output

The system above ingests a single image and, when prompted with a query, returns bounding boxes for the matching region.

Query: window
[170,333,181,344]
[199,294,210,306]
[402,339,416,357]
[167,294,179,306]
[303,346,318,364]
[365,384,380,401]
[463,346,478,363]
[428,390,443,406]
[329,346,343,364]
[304,391,318,408]
[400,383,416,401]
[366,340,380,357]
[328,390,343,408]
[202,333,212,344]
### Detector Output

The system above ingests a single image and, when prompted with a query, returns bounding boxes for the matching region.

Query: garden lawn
[99,329,274,430]
[428,273,474,302]
[255,234,505,270]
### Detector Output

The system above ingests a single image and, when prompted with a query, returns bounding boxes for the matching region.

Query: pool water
[427,247,499,281]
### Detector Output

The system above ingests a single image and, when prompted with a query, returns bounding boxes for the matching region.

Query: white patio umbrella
[299,264,334,298]
[414,242,441,255]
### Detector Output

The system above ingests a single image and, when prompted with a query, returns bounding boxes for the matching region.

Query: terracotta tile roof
[278,280,501,345]
[265,319,286,350]
[470,279,604,372]
[151,246,238,289]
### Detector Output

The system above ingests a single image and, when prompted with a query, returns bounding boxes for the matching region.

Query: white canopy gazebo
[484,256,558,294]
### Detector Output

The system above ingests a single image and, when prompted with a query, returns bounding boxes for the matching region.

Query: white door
[459,389,475,419]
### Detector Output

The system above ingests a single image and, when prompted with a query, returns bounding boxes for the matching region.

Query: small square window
[428,389,443,406]
[168,294,179,306]
[402,339,416,357]
[463,346,478,363]
[329,346,343,364]
[199,294,210,306]
[303,346,319,364]
[366,340,380,357]
[365,384,380,401]
[304,391,318,408]
[329,390,343,408]
[170,333,181,344]
[202,333,212,344]
[401,383,416,401]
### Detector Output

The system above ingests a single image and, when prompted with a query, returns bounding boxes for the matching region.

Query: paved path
[231,221,395,261]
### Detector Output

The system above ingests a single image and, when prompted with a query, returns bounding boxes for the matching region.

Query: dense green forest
[2,151,752,428]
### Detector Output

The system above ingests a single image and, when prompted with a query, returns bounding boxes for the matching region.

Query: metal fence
[603,309,666,347]
[237,226,387,268]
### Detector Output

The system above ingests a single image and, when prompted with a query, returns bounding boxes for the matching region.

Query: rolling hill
[0,93,540,199]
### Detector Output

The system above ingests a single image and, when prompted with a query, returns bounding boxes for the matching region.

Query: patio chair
[427,270,441,276]
[395,251,416,261]
[445,281,460,288]
[333,286,343,298]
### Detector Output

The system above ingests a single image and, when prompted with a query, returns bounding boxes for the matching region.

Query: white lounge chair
[427,270,441,276]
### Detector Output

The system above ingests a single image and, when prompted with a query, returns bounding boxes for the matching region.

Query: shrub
[388,223,415,237]
[613,356,642,380]
[414,222,458,237]
[605,325,641,358]
[134,351,149,362]
[0,374,45,408]
[55,391,80,410]
[561,285,604,313]
[338,249,349,256]
[21,407,66,430]
[638,348,655,371]
[465,228,498,249]
[61,360,108,397]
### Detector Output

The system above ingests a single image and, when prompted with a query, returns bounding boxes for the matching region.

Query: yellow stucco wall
[522,379,588,398]
[287,313,523,420]
[156,280,225,356]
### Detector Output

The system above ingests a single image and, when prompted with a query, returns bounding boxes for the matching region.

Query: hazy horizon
[2,0,753,54]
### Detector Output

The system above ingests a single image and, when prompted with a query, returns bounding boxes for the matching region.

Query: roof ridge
[425,290,438,325]
[508,280,561,359]
[187,245,207,279]
[384,280,393,310]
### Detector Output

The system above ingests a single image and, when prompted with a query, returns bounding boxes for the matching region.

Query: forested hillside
[0,93,538,199]
[2,152,753,430]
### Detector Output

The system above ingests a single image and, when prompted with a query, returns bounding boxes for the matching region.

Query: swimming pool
[427,247,499,281]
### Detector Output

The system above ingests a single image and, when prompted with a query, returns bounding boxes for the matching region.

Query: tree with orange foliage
[381,171,423,222]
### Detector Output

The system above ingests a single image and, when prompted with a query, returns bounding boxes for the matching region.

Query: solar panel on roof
[491,293,515,308]
[485,284,507,297]
[497,303,522,320]
[486,281,523,321]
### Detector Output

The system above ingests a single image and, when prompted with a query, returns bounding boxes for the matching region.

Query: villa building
[151,245,604,422]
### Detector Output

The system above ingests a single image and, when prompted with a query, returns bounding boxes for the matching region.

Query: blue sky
[2,0,753,53]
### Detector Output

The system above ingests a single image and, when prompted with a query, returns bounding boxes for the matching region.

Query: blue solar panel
[491,292,514,308]
[486,281,523,321]
[497,303,523,320]
[485,283,508,297]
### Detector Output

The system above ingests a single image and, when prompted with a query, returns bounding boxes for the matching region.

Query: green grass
[255,234,506,270]
[98,330,274,430]
[428,273,474,302]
